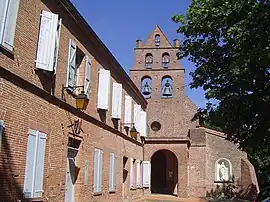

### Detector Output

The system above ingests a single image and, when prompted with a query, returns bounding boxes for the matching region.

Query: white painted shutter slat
[84,160,89,185]
[109,153,113,192]
[24,129,38,198]
[93,149,99,192]
[84,55,91,95]
[112,83,122,119]
[136,160,141,188]
[124,96,132,126]
[1,0,20,51]
[35,10,58,71]
[113,154,116,191]
[97,69,110,110]
[143,161,150,188]
[0,1,9,43]
[99,150,103,192]
[34,132,47,198]
[140,111,147,137]
[130,158,133,188]
[133,104,141,132]
[67,39,77,88]
[53,18,62,73]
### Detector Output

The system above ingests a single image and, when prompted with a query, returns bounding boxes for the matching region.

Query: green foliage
[173,0,270,188]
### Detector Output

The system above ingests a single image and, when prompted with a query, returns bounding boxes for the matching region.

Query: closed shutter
[97,69,110,110]
[0,120,3,151]
[133,104,141,132]
[109,153,116,192]
[112,83,122,119]
[33,132,47,198]
[93,149,99,192]
[140,111,147,137]
[84,56,91,95]
[130,158,134,188]
[24,129,38,198]
[136,160,141,188]
[0,0,20,51]
[143,161,150,188]
[98,150,103,192]
[124,96,132,126]
[35,10,59,71]
[84,160,89,185]
[66,39,77,88]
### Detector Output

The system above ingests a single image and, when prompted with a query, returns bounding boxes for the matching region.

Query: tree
[173,0,270,188]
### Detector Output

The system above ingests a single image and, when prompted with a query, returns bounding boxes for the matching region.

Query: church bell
[162,80,172,97]
[142,82,151,95]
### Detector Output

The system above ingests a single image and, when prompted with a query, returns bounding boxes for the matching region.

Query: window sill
[109,190,116,194]
[93,191,102,196]
[214,180,233,183]
[130,187,137,190]
[0,45,14,59]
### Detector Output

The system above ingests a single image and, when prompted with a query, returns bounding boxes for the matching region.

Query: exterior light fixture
[75,91,89,110]
[130,125,138,139]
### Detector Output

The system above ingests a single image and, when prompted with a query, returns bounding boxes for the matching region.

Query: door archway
[151,149,178,195]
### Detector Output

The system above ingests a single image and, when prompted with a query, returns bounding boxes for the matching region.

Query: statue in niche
[217,161,229,181]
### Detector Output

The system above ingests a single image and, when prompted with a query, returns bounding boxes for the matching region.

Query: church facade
[130,26,259,197]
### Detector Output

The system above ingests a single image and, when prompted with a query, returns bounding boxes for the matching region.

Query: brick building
[0,1,258,202]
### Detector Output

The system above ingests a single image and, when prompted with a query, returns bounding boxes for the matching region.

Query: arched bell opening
[145,53,153,69]
[162,53,170,69]
[155,34,160,47]
[161,76,173,98]
[141,76,152,99]
[151,149,178,195]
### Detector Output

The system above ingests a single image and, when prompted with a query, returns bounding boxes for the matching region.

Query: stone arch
[141,76,152,99]
[151,149,178,195]
[215,158,233,182]
[162,52,170,68]
[145,53,153,69]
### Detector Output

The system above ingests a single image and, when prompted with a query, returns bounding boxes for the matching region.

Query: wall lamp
[120,123,138,139]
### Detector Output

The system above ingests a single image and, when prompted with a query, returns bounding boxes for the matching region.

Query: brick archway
[151,149,178,195]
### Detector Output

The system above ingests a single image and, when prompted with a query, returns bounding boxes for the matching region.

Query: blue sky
[70,0,207,108]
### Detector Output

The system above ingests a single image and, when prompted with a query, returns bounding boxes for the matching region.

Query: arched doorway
[151,150,178,195]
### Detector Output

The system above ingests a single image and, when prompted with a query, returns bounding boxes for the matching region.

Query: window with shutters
[112,83,122,119]
[130,158,136,189]
[23,129,47,198]
[109,152,116,192]
[124,96,132,127]
[35,10,62,72]
[93,148,103,193]
[136,160,142,188]
[97,69,110,110]
[0,0,20,52]
[66,39,91,96]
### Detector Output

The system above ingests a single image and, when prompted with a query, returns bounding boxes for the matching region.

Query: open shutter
[130,158,134,188]
[93,149,99,192]
[84,55,91,95]
[133,104,141,133]
[35,10,58,71]
[53,18,62,73]
[97,69,110,110]
[24,129,38,198]
[143,161,150,188]
[99,150,103,192]
[0,120,4,152]
[109,153,116,192]
[66,39,76,88]
[1,0,20,51]
[136,160,141,188]
[112,83,122,119]
[140,111,147,137]
[33,132,47,198]
[124,96,132,127]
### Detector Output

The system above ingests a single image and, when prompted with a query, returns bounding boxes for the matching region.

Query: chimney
[136,39,142,48]
[173,39,180,48]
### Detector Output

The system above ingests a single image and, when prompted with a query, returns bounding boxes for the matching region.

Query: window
[162,53,170,69]
[0,0,20,52]
[23,129,47,198]
[141,76,152,99]
[97,69,110,110]
[112,82,122,119]
[130,158,136,189]
[109,152,116,192]
[151,121,161,132]
[0,120,4,150]
[66,39,91,96]
[145,53,153,69]
[35,10,62,72]
[142,161,150,188]
[161,76,173,98]
[155,34,160,47]
[93,148,103,193]
[215,158,233,182]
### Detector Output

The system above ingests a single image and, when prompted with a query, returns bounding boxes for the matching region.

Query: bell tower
[130,26,198,137]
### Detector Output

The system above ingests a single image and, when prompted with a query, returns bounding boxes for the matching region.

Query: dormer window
[145,53,153,69]
[155,34,160,47]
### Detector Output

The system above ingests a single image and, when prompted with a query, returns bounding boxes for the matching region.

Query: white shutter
[143,161,150,188]
[133,104,141,132]
[109,153,116,192]
[136,160,141,188]
[97,69,110,110]
[24,129,38,198]
[35,10,59,71]
[53,18,62,72]
[140,111,147,137]
[33,132,47,198]
[112,83,122,119]
[84,160,89,185]
[0,1,9,43]
[0,0,20,51]
[66,39,77,88]
[0,120,4,151]
[124,96,132,126]
[93,149,99,192]
[84,55,91,95]
[130,158,133,188]
[99,150,103,192]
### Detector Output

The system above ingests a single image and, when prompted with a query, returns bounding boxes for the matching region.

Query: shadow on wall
[206,182,258,201]
[0,129,30,201]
